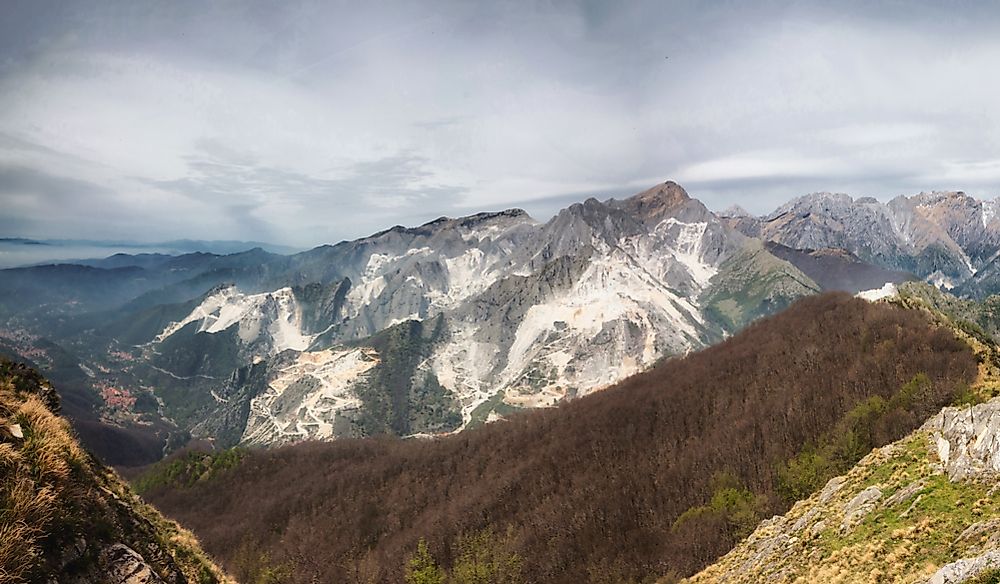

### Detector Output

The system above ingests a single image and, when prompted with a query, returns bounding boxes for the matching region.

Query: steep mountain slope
[0,337,176,469]
[685,398,1000,584]
[764,242,915,293]
[729,191,1000,292]
[140,294,976,584]
[0,358,230,583]
[1,181,820,452]
[204,184,814,444]
[700,239,820,331]
[685,283,1000,584]
[895,281,1000,345]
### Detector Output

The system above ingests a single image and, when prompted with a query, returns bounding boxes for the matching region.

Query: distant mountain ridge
[136,182,818,446]
[0,181,821,455]
[726,190,1000,293]
[763,242,915,293]
[0,237,300,269]
[5,181,1000,459]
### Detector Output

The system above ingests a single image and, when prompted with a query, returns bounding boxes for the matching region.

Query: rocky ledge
[685,397,1000,584]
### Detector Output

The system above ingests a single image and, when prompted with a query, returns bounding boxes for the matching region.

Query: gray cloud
[1,1,1000,246]
[0,165,112,201]
[146,142,468,244]
[0,164,149,239]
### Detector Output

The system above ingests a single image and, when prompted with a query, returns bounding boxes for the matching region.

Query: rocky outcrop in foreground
[685,398,1000,584]
[927,399,1000,481]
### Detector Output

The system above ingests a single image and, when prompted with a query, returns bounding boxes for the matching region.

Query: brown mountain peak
[622,181,693,221]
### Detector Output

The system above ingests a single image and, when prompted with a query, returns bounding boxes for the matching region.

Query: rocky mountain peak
[423,208,533,231]
[769,192,856,220]
[910,190,970,206]
[620,181,695,223]
[719,204,752,218]
[462,207,530,224]
[357,209,535,249]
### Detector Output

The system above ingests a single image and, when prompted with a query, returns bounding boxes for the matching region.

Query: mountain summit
[619,180,694,224]
[730,190,1000,292]
[10,182,1000,459]
[0,181,818,454]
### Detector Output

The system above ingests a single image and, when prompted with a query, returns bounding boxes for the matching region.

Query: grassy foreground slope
[0,358,231,584]
[684,398,1000,584]
[142,294,977,584]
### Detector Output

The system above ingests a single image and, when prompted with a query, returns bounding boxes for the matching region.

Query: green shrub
[404,530,523,584]
[405,539,445,584]
[969,569,1000,584]
[673,472,764,541]
[133,448,246,494]
[450,528,522,584]
[778,372,953,504]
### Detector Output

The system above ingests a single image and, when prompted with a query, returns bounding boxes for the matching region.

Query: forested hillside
[142,294,977,583]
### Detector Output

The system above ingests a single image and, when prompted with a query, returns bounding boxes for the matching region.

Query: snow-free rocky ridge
[727,191,1000,293]
[20,182,1000,453]
[135,182,819,445]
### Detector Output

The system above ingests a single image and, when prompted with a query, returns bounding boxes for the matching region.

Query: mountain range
[0,237,302,269]
[3,181,1000,463]
[723,190,1000,294]
[6,181,1000,583]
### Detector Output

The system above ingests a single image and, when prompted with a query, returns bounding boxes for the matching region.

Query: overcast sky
[2,0,1000,247]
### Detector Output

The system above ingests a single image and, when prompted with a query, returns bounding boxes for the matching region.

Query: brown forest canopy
[143,293,978,583]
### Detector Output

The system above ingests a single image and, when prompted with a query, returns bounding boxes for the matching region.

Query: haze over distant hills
[0,237,302,269]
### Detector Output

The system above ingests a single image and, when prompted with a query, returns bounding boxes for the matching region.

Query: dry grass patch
[0,361,233,583]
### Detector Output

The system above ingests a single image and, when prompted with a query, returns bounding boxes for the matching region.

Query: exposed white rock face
[817,476,846,504]
[154,285,315,355]
[920,550,1000,584]
[840,486,882,533]
[488,248,704,405]
[982,199,1000,229]
[333,210,538,337]
[418,184,767,425]
[240,348,379,445]
[856,282,898,302]
[141,182,820,445]
[99,544,164,584]
[923,399,1000,481]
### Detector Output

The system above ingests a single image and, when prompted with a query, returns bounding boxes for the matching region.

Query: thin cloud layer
[1,0,999,246]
